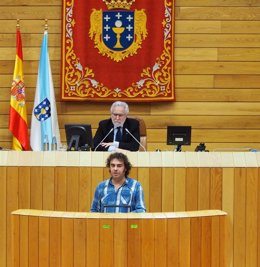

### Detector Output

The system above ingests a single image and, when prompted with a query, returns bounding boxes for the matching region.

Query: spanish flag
[9,24,29,151]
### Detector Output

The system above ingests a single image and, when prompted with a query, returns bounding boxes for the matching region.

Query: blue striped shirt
[91,177,146,213]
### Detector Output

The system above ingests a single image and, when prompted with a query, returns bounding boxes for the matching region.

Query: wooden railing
[11,209,227,267]
[0,151,260,267]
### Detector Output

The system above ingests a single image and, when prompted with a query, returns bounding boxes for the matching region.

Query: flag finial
[44,19,48,31]
[16,19,20,30]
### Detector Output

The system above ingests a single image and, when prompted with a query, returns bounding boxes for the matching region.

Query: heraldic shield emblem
[61,0,175,101]
[89,0,148,62]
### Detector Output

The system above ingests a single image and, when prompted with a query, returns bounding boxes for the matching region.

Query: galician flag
[30,30,61,151]
[9,26,30,151]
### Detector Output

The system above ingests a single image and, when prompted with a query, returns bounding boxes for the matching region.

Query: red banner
[9,28,30,150]
[61,0,175,102]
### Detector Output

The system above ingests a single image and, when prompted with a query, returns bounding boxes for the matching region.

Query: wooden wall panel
[233,168,246,267]
[66,167,79,211]
[177,21,260,33]
[30,167,43,210]
[186,168,199,210]
[0,167,7,267]
[179,218,191,266]
[245,168,258,267]
[11,210,227,267]
[149,168,162,211]
[137,168,150,211]
[176,7,260,20]
[174,168,186,211]
[3,158,260,267]
[28,216,39,267]
[19,167,30,209]
[162,168,174,211]
[11,214,20,267]
[141,219,155,266]
[201,217,211,267]
[49,218,61,267]
[78,167,92,212]
[190,217,201,267]
[39,217,50,267]
[258,169,260,267]
[86,219,99,267]
[198,168,210,209]
[0,7,61,19]
[127,218,142,267]
[176,62,260,74]
[154,218,167,267]
[54,167,67,211]
[61,218,74,267]
[7,167,19,267]
[176,34,260,47]
[0,1,260,152]
[113,219,127,267]
[0,0,259,264]
[218,48,260,61]
[167,217,179,266]
[176,1,260,6]
[73,220,86,267]
[210,168,222,209]
[42,167,55,210]
[19,216,28,267]
[99,218,114,267]
[222,168,234,267]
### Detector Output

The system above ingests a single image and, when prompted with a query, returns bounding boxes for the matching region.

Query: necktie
[115,127,122,142]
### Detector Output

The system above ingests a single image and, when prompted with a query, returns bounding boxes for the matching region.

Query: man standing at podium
[91,152,146,213]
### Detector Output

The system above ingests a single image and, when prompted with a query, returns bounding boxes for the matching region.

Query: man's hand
[101,142,114,148]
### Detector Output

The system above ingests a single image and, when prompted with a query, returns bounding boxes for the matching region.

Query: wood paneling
[176,7,260,20]
[176,34,260,47]
[176,62,260,74]
[2,151,260,267]
[0,0,260,264]
[0,7,61,19]
[176,1,260,7]
[11,210,227,267]
[0,167,7,267]
[1,0,260,153]
[177,21,260,33]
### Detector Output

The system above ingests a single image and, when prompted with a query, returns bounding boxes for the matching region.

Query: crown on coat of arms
[102,0,135,10]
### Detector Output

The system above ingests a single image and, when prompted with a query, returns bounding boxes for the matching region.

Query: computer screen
[167,126,192,151]
[65,124,93,151]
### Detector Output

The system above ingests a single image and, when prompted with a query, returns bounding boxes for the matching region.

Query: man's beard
[113,121,124,128]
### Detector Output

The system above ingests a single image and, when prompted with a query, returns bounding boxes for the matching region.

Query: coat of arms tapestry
[61,0,175,102]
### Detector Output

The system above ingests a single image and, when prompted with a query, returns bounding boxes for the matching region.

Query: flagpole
[30,19,61,151]
[44,19,48,31]
[9,19,30,151]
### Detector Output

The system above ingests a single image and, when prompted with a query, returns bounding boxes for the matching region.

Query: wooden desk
[1,151,260,267]
[11,209,227,267]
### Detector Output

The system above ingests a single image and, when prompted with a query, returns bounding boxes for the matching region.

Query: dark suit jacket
[93,118,140,151]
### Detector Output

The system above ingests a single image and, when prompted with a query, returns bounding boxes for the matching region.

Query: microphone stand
[94,128,114,151]
[125,128,146,152]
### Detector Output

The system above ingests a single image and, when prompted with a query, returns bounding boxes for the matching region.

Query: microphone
[125,128,146,152]
[94,128,114,151]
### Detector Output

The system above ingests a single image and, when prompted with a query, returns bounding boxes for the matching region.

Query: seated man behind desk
[91,152,146,213]
[93,101,140,151]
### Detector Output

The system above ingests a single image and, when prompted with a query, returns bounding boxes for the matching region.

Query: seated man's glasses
[112,113,125,118]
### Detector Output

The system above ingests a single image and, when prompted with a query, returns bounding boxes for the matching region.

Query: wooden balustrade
[0,151,260,267]
[11,209,227,267]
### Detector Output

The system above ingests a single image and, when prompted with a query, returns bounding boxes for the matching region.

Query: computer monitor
[65,124,93,151]
[167,126,192,151]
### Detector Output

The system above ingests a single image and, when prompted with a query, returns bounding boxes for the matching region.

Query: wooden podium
[12,209,227,267]
[3,151,258,267]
